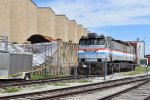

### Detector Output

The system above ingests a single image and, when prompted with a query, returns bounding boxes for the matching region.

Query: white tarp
[0,41,58,67]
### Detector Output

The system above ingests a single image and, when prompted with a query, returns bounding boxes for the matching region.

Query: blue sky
[33,0,150,54]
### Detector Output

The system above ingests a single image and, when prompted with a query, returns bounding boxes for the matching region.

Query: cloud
[34,0,150,28]
[33,0,150,54]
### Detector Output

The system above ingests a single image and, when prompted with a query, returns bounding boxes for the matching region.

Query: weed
[77,80,92,83]
[124,66,150,75]
[31,75,65,80]
[2,88,20,93]
[50,83,69,86]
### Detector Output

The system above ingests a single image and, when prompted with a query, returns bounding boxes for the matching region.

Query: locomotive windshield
[79,38,105,45]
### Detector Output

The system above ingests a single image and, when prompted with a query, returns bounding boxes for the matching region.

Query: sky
[33,0,150,54]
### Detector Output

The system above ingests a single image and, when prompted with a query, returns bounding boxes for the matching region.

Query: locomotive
[78,33,136,75]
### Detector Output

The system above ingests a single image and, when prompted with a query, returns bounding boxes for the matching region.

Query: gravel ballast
[0,72,149,97]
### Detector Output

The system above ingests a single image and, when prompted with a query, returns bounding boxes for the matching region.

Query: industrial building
[0,0,89,76]
[55,15,69,42]
[0,0,10,41]
[0,0,38,43]
[77,25,84,43]
[68,20,77,43]
[0,0,88,44]
[128,40,145,64]
[83,28,88,36]
[145,54,150,65]
[11,0,37,43]
[37,7,55,39]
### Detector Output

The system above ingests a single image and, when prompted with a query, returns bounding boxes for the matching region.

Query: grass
[50,83,69,86]
[2,88,20,93]
[124,66,150,75]
[49,79,92,86]
[68,79,92,83]
[77,80,92,83]
[31,75,65,80]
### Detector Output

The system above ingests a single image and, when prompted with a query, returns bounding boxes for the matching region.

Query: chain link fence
[76,61,150,79]
[32,61,150,79]
[32,62,78,76]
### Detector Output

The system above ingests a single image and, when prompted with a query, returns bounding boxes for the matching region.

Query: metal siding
[137,42,145,59]
[9,54,32,75]
[137,41,145,64]
[148,57,150,64]
[0,53,10,76]
[78,45,110,62]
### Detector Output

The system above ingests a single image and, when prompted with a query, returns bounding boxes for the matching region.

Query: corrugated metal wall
[0,52,32,76]
[148,57,150,64]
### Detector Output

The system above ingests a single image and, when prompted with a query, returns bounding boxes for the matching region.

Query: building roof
[145,54,150,57]
[37,7,55,14]
[27,34,56,44]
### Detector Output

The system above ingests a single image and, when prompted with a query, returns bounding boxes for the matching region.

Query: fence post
[145,65,148,76]
[75,66,78,76]
[112,67,114,75]
[119,63,120,74]
[89,62,91,76]
[131,64,133,77]
[103,58,107,80]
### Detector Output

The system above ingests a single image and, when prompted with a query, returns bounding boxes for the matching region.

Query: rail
[99,79,150,100]
[0,75,149,100]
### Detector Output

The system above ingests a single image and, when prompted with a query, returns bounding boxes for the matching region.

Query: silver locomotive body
[78,33,136,75]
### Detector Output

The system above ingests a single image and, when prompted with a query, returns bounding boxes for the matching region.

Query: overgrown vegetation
[31,75,65,80]
[2,88,20,93]
[124,66,150,75]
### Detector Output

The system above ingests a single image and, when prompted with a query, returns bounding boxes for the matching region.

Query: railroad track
[100,79,150,100]
[0,75,94,88]
[0,75,149,100]
[0,79,24,84]
[0,76,78,84]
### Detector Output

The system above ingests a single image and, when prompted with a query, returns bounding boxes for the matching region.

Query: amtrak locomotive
[78,33,136,75]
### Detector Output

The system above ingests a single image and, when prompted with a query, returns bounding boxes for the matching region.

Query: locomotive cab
[78,33,107,63]
[78,33,108,75]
